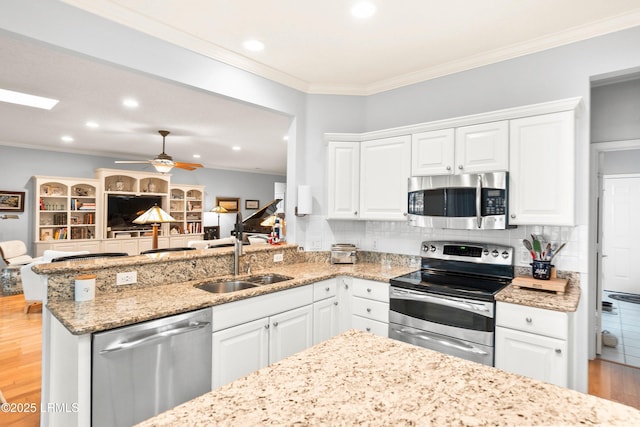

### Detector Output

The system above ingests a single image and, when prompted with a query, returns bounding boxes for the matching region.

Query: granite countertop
[47,261,416,335]
[496,281,581,312]
[136,329,640,426]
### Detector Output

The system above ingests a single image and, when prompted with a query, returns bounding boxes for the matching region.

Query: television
[107,195,162,230]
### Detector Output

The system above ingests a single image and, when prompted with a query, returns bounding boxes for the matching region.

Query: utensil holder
[531,260,552,280]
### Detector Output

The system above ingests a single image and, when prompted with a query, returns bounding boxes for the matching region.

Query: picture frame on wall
[245,199,259,210]
[0,191,25,212]
[216,197,240,213]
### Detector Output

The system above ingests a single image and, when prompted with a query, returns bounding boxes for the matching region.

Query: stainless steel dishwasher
[92,308,212,427]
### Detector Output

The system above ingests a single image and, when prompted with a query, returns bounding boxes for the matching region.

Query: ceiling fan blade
[175,162,203,171]
[115,160,152,164]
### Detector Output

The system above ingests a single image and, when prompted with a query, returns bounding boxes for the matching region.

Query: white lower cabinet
[313,279,339,344]
[345,277,390,338]
[495,302,569,387]
[211,286,313,389]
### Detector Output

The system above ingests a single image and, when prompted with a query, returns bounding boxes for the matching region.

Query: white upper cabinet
[509,111,575,226]
[411,129,455,175]
[359,136,411,220]
[412,121,508,176]
[454,121,509,174]
[327,141,360,219]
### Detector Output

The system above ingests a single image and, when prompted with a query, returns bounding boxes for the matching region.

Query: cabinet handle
[366,308,372,313]
[555,349,562,354]
[354,211,358,215]
[325,287,330,292]
[511,214,516,219]
[458,165,463,170]
[334,301,338,306]
[273,321,279,327]
[344,284,349,290]
[446,165,451,171]
[264,324,270,329]
[525,317,532,323]
[366,327,371,332]
[366,288,372,293]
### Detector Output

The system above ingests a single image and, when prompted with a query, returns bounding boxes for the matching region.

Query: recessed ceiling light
[232,146,241,151]
[122,98,139,108]
[85,121,99,128]
[61,135,74,143]
[283,135,289,141]
[351,1,377,19]
[243,40,264,52]
[0,88,59,110]
[193,154,201,159]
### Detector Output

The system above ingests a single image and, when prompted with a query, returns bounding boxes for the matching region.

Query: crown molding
[61,1,640,96]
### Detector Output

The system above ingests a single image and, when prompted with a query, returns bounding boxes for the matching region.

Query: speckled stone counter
[496,266,581,312]
[47,260,416,335]
[136,329,640,426]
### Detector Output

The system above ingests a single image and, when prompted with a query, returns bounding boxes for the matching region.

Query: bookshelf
[169,185,204,235]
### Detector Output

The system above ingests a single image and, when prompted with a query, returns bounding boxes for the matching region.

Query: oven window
[390,298,493,332]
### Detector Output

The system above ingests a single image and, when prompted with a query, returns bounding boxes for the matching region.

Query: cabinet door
[101,239,138,255]
[495,326,568,387]
[327,141,360,219]
[455,121,508,174]
[313,296,339,345]
[411,129,455,175]
[212,318,269,389]
[269,305,313,364]
[337,277,353,333]
[509,111,575,225]
[359,136,411,220]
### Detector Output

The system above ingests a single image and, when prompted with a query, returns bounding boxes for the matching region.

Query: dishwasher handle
[99,321,210,354]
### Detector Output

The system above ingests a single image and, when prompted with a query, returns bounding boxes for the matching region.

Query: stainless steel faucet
[234,212,243,276]
[245,254,258,275]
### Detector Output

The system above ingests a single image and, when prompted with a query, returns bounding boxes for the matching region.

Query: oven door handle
[391,288,491,314]
[476,174,482,229]
[392,326,489,356]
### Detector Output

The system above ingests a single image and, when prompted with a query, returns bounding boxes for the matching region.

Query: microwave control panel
[481,189,506,216]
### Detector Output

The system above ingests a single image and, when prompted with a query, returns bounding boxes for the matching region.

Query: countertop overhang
[135,329,640,426]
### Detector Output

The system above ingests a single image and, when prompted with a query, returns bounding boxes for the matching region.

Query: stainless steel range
[389,241,514,366]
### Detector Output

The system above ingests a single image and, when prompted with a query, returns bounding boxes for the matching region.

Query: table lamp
[133,204,175,249]
[210,205,228,227]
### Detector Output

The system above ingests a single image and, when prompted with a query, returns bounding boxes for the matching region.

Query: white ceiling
[1,1,640,175]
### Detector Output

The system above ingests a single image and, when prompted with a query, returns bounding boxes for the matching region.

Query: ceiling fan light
[152,158,174,173]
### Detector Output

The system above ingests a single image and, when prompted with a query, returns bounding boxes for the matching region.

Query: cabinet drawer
[352,297,389,322]
[313,279,337,301]
[352,279,389,302]
[496,302,567,340]
[352,316,388,338]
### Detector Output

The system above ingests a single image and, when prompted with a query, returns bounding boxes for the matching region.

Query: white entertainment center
[33,168,204,256]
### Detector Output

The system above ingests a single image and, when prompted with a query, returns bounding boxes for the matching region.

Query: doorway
[599,173,640,366]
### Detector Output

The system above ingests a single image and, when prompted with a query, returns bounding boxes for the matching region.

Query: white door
[495,327,568,387]
[359,135,411,220]
[269,305,313,364]
[455,121,509,174]
[602,175,640,294]
[411,129,455,175]
[327,141,360,219]
[212,318,269,388]
[313,296,339,344]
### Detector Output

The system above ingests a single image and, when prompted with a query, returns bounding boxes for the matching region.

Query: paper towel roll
[297,185,312,215]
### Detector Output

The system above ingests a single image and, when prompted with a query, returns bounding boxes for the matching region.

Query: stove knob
[483,249,489,256]
[501,250,510,259]
[422,244,429,252]
[492,249,499,257]
[430,245,437,252]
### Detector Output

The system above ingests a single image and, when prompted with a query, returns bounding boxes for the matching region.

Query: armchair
[20,250,89,313]
[0,240,36,266]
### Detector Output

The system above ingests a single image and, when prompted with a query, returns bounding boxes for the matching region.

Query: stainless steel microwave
[407,172,512,230]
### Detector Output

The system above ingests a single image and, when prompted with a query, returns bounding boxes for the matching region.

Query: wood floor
[0,294,41,427]
[1,293,640,427]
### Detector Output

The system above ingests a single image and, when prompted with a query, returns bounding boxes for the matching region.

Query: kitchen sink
[195,280,259,294]
[245,274,293,285]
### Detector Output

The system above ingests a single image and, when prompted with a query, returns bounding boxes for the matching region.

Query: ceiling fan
[115,130,204,173]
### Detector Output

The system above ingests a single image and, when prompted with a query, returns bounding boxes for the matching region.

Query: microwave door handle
[476,175,482,228]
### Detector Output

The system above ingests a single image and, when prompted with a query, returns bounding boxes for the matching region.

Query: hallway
[601,290,640,367]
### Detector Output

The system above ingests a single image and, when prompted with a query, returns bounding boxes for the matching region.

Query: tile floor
[601,291,640,368]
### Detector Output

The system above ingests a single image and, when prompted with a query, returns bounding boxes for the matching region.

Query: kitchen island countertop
[136,329,640,426]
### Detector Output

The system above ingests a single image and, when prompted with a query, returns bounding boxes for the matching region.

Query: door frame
[590,139,640,357]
